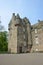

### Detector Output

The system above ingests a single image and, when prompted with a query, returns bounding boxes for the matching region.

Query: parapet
[16,13,20,19]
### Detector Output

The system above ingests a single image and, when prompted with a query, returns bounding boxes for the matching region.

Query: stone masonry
[8,13,43,53]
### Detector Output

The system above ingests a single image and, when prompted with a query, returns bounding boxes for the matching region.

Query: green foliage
[0,31,8,53]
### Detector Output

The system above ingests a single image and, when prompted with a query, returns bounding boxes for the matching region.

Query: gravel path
[0,53,43,65]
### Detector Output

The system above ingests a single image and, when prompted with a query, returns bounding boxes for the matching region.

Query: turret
[15,14,21,26]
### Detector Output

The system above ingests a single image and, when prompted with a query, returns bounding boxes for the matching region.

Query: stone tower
[23,17,32,52]
[8,13,32,53]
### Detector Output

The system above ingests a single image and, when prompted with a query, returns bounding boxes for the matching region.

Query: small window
[42,25,43,30]
[24,42,26,46]
[35,38,39,44]
[23,28,25,32]
[36,49,38,51]
[35,29,38,33]
[24,35,25,39]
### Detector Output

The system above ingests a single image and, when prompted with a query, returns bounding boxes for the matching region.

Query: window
[24,42,26,46]
[42,25,43,30]
[35,29,38,33]
[36,49,38,51]
[23,28,25,32]
[24,35,25,39]
[35,38,39,44]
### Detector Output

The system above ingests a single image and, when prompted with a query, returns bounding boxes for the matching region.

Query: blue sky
[0,0,43,31]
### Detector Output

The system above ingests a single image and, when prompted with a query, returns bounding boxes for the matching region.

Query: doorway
[19,47,22,53]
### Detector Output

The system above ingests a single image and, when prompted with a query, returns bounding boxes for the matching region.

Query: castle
[8,13,43,53]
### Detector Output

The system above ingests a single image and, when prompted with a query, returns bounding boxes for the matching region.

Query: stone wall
[31,21,43,52]
[8,13,43,53]
[8,13,32,53]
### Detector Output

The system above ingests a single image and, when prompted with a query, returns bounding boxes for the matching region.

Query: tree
[0,31,8,53]
[0,17,5,32]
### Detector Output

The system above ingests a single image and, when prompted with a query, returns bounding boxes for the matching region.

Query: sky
[0,0,43,31]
